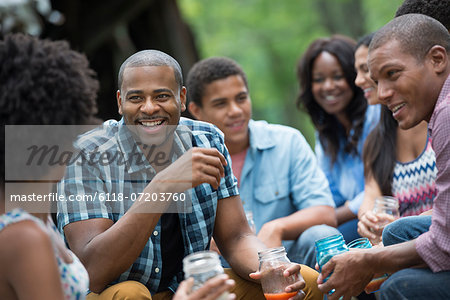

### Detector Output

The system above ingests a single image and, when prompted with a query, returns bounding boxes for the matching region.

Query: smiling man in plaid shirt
[57,50,322,300]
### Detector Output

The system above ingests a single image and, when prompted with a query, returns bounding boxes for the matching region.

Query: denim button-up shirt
[315,104,380,214]
[239,120,334,234]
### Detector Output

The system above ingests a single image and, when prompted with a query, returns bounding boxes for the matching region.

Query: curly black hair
[395,0,450,30]
[186,56,248,107]
[0,33,98,125]
[0,33,99,182]
[296,35,367,164]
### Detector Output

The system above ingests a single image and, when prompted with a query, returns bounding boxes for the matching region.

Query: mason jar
[347,237,389,293]
[183,250,228,300]
[258,247,298,300]
[315,233,348,277]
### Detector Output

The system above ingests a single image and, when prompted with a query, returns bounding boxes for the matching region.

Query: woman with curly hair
[0,33,99,300]
[296,35,380,242]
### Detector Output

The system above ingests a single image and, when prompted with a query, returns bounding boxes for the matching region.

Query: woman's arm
[0,220,65,300]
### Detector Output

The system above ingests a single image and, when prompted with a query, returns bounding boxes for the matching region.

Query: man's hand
[257,221,283,248]
[250,264,306,300]
[317,250,374,300]
[153,147,227,192]
[174,275,236,300]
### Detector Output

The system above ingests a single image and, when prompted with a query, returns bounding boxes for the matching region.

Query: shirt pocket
[254,179,290,204]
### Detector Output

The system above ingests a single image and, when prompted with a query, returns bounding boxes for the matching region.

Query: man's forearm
[368,239,427,274]
[225,234,266,282]
[73,212,162,292]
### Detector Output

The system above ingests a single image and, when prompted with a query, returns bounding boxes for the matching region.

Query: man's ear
[188,101,202,120]
[428,45,448,74]
[117,90,123,115]
[180,86,187,112]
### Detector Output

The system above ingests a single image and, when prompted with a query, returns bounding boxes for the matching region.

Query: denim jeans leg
[286,224,340,268]
[382,215,432,246]
[379,268,450,300]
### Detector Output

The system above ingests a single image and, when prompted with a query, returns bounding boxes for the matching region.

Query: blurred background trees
[1,0,403,146]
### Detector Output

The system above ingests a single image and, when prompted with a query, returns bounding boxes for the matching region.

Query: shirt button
[153,230,158,236]
[155,267,160,273]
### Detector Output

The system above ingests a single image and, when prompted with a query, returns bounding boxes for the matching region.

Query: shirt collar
[429,74,450,133]
[248,119,276,150]
[116,118,192,174]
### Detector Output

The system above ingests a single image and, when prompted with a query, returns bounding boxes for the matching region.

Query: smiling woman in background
[296,35,380,243]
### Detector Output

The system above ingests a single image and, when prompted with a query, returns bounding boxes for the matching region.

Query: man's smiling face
[117,65,186,147]
[369,40,437,129]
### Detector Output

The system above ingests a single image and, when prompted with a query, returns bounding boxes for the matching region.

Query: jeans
[379,215,450,299]
[382,215,431,246]
[286,224,340,268]
[379,268,450,300]
[337,218,361,244]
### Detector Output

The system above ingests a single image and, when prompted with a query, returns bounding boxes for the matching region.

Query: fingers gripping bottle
[258,247,298,300]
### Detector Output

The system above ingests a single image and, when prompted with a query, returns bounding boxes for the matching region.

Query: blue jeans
[338,218,360,244]
[382,215,431,246]
[379,215,450,299]
[286,224,340,268]
[379,268,450,300]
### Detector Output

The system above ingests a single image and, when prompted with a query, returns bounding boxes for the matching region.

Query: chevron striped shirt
[392,137,437,217]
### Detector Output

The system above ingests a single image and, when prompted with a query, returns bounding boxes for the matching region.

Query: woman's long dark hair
[296,35,367,164]
[363,105,398,195]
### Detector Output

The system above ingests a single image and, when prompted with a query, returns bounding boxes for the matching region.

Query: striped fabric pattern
[392,137,437,217]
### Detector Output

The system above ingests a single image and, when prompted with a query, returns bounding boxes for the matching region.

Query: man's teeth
[392,103,405,113]
[364,87,374,93]
[141,120,163,127]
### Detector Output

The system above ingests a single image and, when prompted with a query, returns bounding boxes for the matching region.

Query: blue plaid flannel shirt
[57,117,239,294]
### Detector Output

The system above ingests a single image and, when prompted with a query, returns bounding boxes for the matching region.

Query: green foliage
[179,0,403,146]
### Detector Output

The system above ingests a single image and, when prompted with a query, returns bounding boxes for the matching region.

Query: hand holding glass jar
[257,247,304,300]
[371,196,400,244]
[182,251,234,300]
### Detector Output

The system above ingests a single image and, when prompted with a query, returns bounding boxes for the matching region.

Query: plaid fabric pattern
[57,117,239,294]
[416,75,450,272]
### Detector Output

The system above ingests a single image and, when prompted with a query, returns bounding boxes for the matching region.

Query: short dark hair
[356,32,375,50]
[370,14,450,62]
[296,35,367,164]
[118,50,183,91]
[0,33,99,181]
[395,0,450,30]
[186,57,248,107]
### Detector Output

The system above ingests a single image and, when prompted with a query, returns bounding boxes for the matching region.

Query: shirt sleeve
[416,102,450,272]
[208,129,239,200]
[290,131,335,210]
[348,191,364,215]
[57,148,111,234]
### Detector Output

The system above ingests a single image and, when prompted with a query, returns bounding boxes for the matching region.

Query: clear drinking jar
[183,251,229,300]
[347,237,389,293]
[372,196,400,228]
[258,247,298,300]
